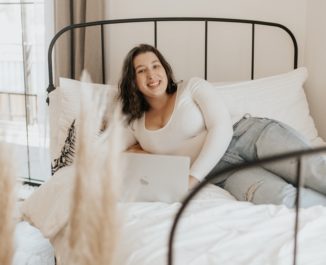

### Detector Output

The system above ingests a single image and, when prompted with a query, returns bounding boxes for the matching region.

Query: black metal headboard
[46,17,298,98]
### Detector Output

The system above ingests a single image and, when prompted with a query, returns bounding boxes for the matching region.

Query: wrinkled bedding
[15,184,326,265]
[14,221,55,265]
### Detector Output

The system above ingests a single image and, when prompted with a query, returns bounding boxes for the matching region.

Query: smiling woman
[118,43,233,190]
[117,43,326,207]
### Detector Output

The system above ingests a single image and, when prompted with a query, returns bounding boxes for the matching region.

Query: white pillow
[48,78,117,168]
[213,67,319,142]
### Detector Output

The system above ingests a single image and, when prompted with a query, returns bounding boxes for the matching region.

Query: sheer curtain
[0,0,106,183]
[0,0,51,183]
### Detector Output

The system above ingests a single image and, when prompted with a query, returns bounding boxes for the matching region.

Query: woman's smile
[148,80,160,88]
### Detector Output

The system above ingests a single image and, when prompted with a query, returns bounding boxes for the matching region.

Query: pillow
[21,165,76,238]
[48,77,117,173]
[212,67,319,142]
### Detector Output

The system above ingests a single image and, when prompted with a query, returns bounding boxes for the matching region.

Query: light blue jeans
[207,115,326,208]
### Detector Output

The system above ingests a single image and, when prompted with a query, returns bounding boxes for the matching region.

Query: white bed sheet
[14,221,55,265]
[15,184,326,265]
[116,184,326,265]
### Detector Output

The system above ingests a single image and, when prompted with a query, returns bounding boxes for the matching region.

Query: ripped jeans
[207,115,326,208]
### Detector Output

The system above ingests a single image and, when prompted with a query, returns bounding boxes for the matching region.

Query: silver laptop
[120,153,190,203]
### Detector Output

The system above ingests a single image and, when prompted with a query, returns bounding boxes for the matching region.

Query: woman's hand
[189,175,199,190]
[127,143,149,154]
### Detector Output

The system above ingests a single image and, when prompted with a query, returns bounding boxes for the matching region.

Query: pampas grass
[0,141,16,265]
[67,71,123,265]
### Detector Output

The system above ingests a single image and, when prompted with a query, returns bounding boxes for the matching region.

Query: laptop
[120,152,190,203]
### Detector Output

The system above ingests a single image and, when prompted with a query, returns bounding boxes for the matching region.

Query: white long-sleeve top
[122,77,233,181]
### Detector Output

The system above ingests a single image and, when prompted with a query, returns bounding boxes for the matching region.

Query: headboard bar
[251,24,255,80]
[46,17,298,100]
[69,0,75,80]
[154,21,158,48]
[100,24,106,84]
[204,20,208,80]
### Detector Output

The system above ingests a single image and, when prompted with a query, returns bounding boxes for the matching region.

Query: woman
[118,43,326,208]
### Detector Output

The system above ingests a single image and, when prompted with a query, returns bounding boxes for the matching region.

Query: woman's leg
[207,116,326,206]
[217,116,326,196]
[223,166,326,208]
[251,120,326,195]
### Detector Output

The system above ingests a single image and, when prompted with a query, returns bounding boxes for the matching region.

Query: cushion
[21,165,76,238]
[48,77,117,173]
[213,67,318,142]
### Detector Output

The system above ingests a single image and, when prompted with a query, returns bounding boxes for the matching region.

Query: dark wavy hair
[118,44,177,125]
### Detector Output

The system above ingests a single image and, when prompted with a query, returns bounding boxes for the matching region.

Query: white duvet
[15,184,326,265]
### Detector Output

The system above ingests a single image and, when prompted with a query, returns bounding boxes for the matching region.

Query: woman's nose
[147,69,154,79]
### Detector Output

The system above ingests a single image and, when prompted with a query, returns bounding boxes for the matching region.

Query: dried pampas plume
[67,70,123,265]
[0,141,16,265]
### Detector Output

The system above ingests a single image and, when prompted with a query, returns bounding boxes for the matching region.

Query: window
[0,0,51,183]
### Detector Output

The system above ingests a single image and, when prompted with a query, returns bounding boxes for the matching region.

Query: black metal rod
[70,0,75,79]
[251,23,255,80]
[154,21,157,48]
[293,44,298,69]
[167,145,326,265]
[101,24,106,84]
[293,157,302,265]
[47,17,298,92]
[204,20,208,80]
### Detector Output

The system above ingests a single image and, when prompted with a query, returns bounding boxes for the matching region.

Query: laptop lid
[121,153,190,203]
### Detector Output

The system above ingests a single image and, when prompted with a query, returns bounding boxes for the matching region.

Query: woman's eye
[137,69,145,74]
[153,64,161,69]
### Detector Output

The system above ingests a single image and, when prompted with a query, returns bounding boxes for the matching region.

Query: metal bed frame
[46,17,298,97]
[46,17,325,265]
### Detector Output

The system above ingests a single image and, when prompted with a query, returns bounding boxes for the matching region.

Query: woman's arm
[189,175,199,189]
[189,78,233,181]
[127,143,150,154]
[120,120,138,151]
[121,123,150,153]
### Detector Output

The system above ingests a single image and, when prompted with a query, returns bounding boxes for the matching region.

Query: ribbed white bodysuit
[123,77,233,181]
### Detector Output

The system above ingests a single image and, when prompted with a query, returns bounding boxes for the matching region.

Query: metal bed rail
[46,17,298,98]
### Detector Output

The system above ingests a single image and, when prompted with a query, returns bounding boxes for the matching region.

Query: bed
[15,17,326,265]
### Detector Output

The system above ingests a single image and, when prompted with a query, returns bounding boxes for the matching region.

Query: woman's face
[133,52,168,100]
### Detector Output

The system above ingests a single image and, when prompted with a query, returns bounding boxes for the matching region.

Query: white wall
[104,0,306,82]
[304,0,326,140]
[106,0,306,28]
